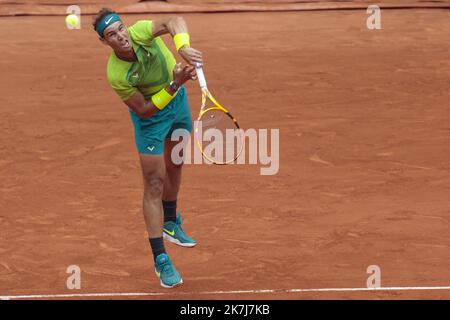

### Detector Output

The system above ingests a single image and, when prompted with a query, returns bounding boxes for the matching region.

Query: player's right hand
[179,46,203,66]
[173,62,197,85]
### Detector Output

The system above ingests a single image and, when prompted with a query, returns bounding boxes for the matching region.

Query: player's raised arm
[124,63,197,120]
[152,16,203,66]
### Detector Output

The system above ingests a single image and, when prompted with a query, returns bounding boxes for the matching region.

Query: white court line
[1,286,450,300]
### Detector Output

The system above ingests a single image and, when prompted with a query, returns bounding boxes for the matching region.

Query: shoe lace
[160,261,174,276]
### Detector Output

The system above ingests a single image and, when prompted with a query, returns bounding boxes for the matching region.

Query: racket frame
[194,86,243,165]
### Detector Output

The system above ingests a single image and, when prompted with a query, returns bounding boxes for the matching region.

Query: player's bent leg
[163,138,185,201]
[140,153,166,238]
[161,138,197,248]
[139,153,183,288]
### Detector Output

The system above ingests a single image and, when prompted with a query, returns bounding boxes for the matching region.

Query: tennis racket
[194,64,244,165]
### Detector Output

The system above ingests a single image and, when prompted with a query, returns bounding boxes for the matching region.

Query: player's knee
[143,174,164,198]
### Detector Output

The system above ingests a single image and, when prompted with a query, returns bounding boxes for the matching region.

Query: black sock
[149,237,166,261]
[162,200,177,223]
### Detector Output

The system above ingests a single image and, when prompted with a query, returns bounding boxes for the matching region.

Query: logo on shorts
[147,146,155,152]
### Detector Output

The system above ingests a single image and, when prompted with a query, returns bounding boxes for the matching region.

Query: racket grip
[195,63,207,89]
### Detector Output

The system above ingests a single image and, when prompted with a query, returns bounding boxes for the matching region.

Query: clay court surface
[1,4,450,299]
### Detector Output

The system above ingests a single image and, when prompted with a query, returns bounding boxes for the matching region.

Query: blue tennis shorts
[130,86,193,155]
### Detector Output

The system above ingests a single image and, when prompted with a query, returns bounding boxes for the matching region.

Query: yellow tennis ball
[66,14,79,27]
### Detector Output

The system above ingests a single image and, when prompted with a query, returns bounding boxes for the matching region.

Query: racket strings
[199,108,243,164]
[202,111,225,127]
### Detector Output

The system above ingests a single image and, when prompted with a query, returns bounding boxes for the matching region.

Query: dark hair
[92,7,116,36]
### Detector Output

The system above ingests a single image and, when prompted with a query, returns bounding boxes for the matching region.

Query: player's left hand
[179,46,203,66]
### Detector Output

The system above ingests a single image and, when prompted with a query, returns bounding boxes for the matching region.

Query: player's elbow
[138,106,157,120]
[172,16,184,23]
[137,110,152,120]
[169,16,185,28]
[124,95,158,120]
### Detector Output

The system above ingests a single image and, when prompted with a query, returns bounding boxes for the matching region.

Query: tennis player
[92,8,203,288]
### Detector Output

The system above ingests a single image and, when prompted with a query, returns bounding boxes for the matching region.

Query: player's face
[102,22,132,52]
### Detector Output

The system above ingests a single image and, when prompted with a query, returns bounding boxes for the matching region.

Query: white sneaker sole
[163,232,197,247]
[155,269,183,289]
[160,278,183,289]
